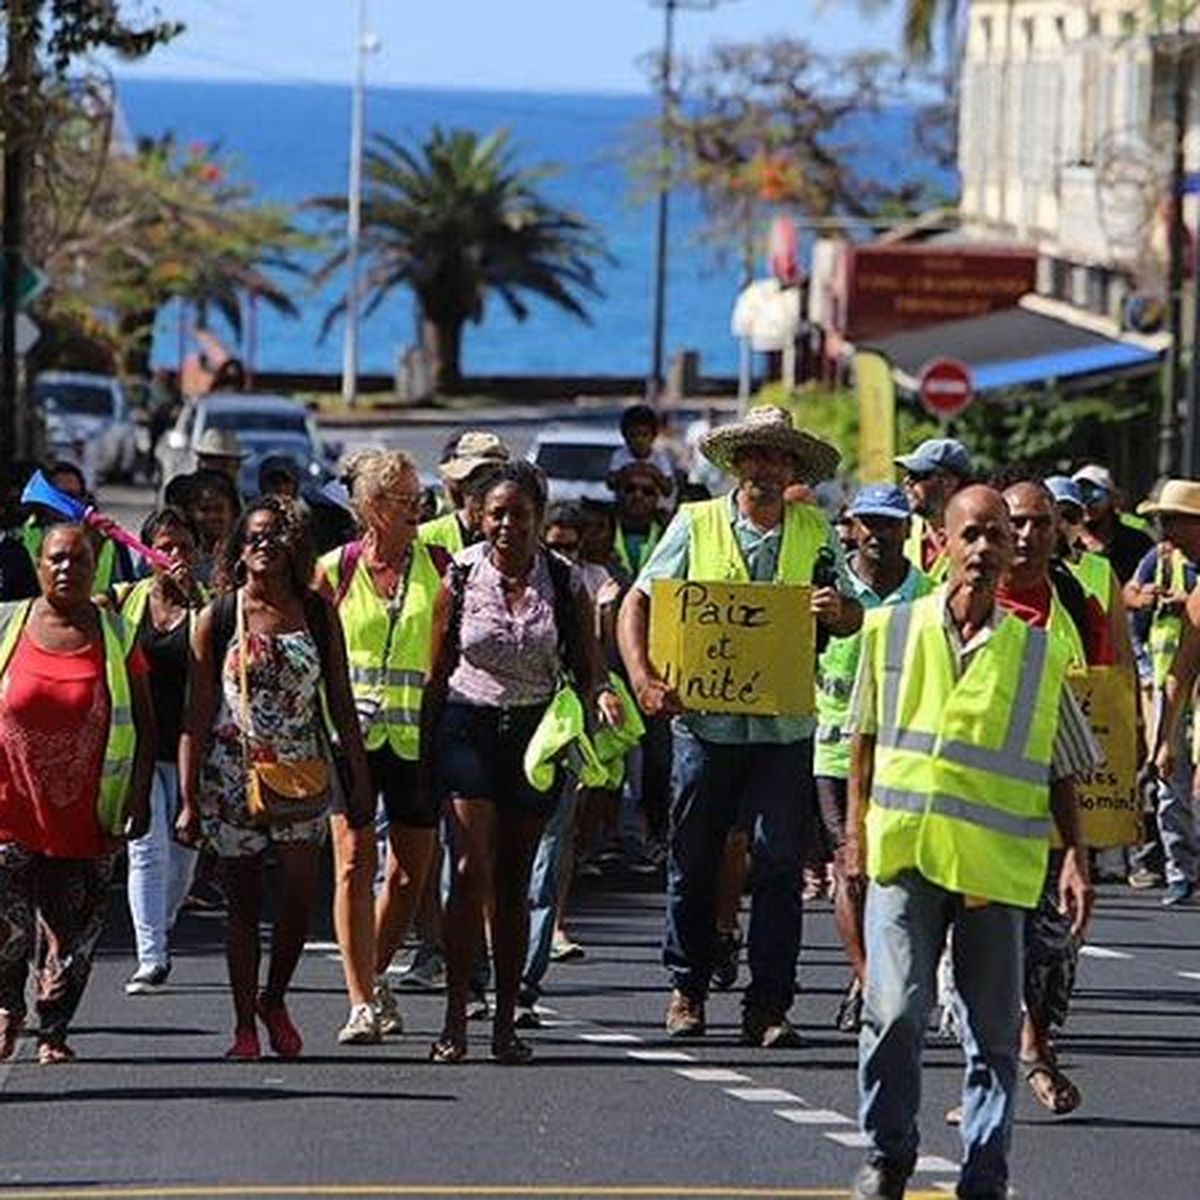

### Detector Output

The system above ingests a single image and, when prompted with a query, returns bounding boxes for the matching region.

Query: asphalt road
[0,869,1196,1200]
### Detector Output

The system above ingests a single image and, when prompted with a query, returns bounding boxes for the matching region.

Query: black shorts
[434,701,559,819]
[367,746,438,829]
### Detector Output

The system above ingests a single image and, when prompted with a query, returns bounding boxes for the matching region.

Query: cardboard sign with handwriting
[1066,666,1140,848]
[649,579,814,716]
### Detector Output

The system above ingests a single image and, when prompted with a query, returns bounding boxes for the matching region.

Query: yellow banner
[1067,666,1140,848]
[649,579,814,716]
[854,350,895,484]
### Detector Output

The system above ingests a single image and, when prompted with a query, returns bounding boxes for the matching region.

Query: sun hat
[894,438,971,477]
[195,428,245,460]
[1045,475,1084,509]
[1136,479,1200,518]
[848,483,910,521]
[438,430,510,482]
[1072,464,1114,494]
[697,405,840,484]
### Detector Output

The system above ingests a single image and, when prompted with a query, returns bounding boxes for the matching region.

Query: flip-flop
[1022,1057,1081,1115]
[429,1035,468,1064]
[37,1042,76,1065]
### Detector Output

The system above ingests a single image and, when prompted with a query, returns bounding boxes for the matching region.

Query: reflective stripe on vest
[814,566,934,779]
[0,599,136,836]
[865,591,1068,908]
[1067,552,1113,613]
[1150,549,1189,688]
[418,511,465,555]
[322,540,439,758]
[613,522,662,577]
[685,496,826,583]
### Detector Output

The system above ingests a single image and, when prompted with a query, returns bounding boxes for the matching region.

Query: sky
[111,0,905,94]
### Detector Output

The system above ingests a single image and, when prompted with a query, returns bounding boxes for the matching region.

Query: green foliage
[2,1,182,74]
[311,126,608,393]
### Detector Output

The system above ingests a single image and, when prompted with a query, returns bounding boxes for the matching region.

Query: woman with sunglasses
[425,462,620,1065]
[314,449,450,1046]
[178,498,372,1060]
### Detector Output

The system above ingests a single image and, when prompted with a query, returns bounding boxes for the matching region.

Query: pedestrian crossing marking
[1079,945,1131,960]
[675,1067,752,1083]
[580,1032,642,1043]
[774,1108,852,1125]
[627,1048,696,1062]
[914,1157,959,1173]
[0,1188,954,1199]
[724,1087,804,1103]
[823,1131,873,1148]
[1178,971,1200,981]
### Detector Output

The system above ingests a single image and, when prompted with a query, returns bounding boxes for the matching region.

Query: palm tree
[312,127,607,394]
[856,0,962,62]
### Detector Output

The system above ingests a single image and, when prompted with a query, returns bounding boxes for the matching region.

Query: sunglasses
[622,483,660,497]
[1076,483,1109,502]
[245,530,285,550]
[903,470,935,484]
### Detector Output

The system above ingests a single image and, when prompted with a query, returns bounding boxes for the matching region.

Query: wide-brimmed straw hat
[699,405,840,484]
[1137,479,1200,518]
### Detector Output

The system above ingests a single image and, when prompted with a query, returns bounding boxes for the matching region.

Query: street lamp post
[341,0,380,409]
[646,0,727,407]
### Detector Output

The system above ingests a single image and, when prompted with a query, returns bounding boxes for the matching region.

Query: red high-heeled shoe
[256,995,302,1058]
[225,1027,261,1061]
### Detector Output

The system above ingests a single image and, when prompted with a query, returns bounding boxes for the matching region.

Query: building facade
[958,0,1199,326]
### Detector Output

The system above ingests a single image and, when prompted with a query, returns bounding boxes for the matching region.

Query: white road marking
[303,940,341,953]
[627,1049,697,1062]
[824,1130,873,1148]
[1079,945,1132,960]
[725,1087,804,1104]
[1178,971,1200,981]
[580,1032,643,1044]
[915,1156,960,1173]
[774,1108,853,1126]
[674,1067,752,1083]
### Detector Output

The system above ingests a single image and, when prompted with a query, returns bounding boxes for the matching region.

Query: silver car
[35,371,138,484]
[156,392,336,497]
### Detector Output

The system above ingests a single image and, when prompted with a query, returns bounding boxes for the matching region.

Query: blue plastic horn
[21,470,90,521]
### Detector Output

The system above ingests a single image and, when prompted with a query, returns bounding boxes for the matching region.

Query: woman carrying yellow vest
[0,524,154,1064]
[314,449,449,1046]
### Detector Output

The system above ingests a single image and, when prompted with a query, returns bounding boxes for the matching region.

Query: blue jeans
[1130,725,1198,885]
[126,763,197,971]
[858,871,1023,1198]
[520,789,580,1002]
[664,725,812,1013]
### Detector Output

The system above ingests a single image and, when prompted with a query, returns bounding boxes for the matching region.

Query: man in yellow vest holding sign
[618,406,862,1048]
[843,485,1096,1200]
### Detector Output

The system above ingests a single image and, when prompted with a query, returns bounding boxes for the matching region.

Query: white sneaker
[372,977,404,1036]
[337,1002,381,1045]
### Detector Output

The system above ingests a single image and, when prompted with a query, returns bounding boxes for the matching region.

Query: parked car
[155,392,336,497]
[527,425,626,503]
[34,371,138,484]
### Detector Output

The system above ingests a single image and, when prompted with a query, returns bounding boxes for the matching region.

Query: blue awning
[863,306,1165,395]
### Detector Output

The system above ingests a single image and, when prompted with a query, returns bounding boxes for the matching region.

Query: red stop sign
[918,357,973,420]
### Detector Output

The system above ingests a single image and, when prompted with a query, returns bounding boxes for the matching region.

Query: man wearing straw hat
[1140,480,1200,906]
[618,405,862,1047]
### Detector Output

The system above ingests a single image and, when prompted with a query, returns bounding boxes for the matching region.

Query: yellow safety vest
[1149,548,1190,688]
[322,540,440,759]
[613,522,662,577]
[865,592,1070,909]
[418,511,466,555]
[1047,589,1086,666]
[0,598,137,836]
[903,513,949,582]
[1067,551,1114,613]
[686,496,826,584]
[523,685,607,793]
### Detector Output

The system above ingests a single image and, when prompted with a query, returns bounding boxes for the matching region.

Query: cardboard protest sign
[649,579,814,716]
[1067,666,1140,848]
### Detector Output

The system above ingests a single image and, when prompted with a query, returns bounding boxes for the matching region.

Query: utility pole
[2,0,33,469]
[341,0,379,409]
[646,0,729,407]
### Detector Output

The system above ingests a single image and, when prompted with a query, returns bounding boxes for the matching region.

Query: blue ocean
[118,79,949,379]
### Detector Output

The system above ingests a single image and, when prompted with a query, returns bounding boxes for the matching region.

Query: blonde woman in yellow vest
[0,524,154,1064]
[314,449,448,1047]
[618,406,861,1048]
[843,486,1096,1200]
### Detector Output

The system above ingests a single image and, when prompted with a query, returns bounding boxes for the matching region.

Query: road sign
[918,357,973,420]
[18,261,47,308]
[15,312,40,354]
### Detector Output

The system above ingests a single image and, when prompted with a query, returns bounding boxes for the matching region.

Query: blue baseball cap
[1044,475,1084,508]
[895,438,972,477]
[848,483,911,521]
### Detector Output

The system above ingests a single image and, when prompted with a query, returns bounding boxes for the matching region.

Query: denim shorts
[434,701,559,818]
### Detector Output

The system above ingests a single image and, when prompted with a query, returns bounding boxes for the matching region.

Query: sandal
[491,1032,534,1065]
[429,1035,468,1064]
[37,1041,76,1065]
[1022,1056,1081,1115]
